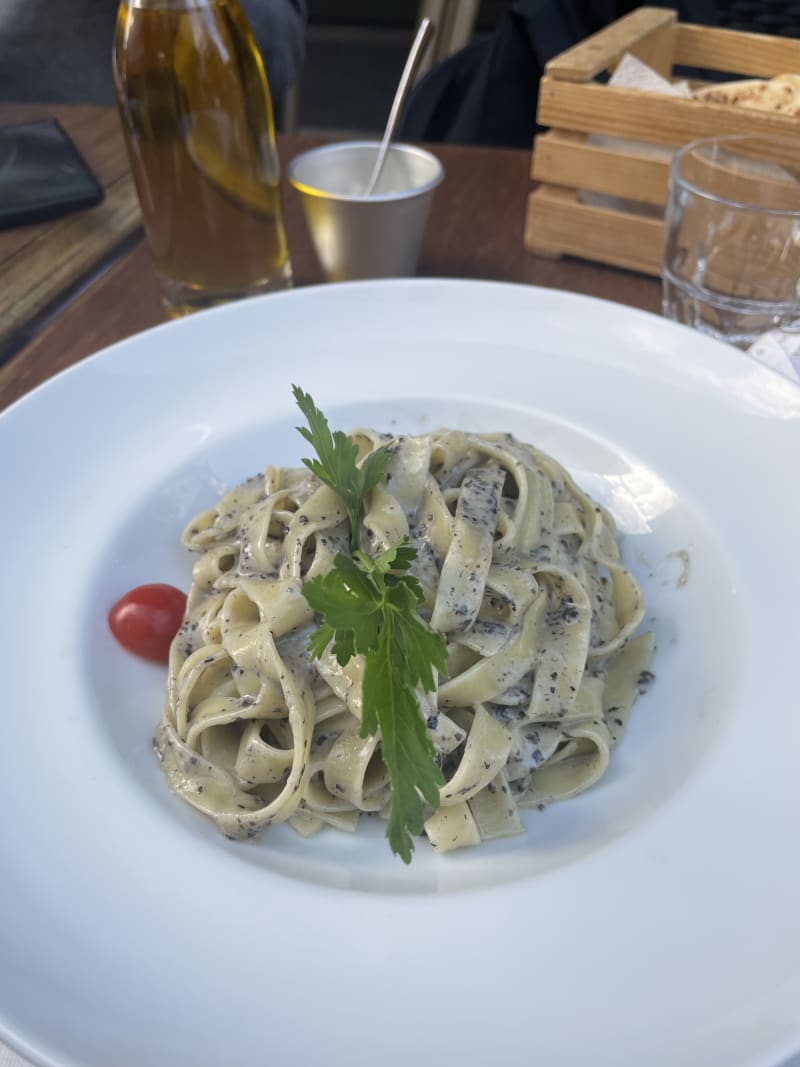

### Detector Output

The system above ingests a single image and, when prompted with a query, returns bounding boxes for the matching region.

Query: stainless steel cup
[287,142,444,281]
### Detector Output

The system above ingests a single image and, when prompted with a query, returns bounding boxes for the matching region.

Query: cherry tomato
[108,583,187,662]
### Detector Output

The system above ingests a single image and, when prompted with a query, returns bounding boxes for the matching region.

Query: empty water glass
[662,135,800,349]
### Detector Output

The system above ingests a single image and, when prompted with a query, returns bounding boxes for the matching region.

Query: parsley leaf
[293,385,391,551]
[303,544,448,863]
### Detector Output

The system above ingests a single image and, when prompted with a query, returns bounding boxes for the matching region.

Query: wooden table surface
[0,103,661,413]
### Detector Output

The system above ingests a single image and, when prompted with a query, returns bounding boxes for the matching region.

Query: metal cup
[287,141,443,281]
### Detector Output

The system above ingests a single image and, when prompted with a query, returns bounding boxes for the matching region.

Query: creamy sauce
[155,430,654,853]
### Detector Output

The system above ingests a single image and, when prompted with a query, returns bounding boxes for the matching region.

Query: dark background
[1,0,798,138]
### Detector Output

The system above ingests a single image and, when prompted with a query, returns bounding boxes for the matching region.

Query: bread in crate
[525,7,800,276]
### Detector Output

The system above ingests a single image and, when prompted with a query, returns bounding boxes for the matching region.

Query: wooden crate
[525,7,800,276]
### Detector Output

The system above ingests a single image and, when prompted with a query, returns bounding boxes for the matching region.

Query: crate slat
[674,23,800,78]
[545,7,676,82]
[532,130,671,206]
[538,77,800,147]
[525,186,664,275]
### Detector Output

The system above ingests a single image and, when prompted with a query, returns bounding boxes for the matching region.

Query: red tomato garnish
[108,583,187,662]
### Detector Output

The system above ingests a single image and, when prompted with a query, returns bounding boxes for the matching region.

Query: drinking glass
[662,135,800,349]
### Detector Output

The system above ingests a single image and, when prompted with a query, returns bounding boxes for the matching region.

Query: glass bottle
[113,0,293,318]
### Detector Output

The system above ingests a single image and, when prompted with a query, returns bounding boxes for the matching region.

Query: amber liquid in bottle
[114,0,292,316]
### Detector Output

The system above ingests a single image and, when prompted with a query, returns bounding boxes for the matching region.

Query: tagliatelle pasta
[154,429,654,853]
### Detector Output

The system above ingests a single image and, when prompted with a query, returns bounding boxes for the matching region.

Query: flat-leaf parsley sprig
[303,544,448,863]
[292,388,448,862]
[293,384,391,552]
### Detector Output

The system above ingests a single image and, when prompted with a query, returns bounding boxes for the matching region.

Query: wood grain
[0,104,143,358]
[0,241,164,409]
[0,105,130,261]
[0,172,141,353]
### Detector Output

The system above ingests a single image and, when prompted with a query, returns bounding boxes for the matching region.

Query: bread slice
[693,74,800,116]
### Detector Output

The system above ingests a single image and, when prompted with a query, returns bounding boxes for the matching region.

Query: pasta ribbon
[156,431,653,854]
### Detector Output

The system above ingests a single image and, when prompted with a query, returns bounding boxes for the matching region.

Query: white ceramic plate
[2,280,799,1067]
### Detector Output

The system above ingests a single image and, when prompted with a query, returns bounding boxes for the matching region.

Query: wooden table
[0,104,661,413]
